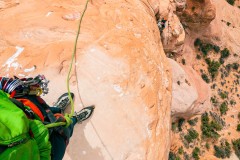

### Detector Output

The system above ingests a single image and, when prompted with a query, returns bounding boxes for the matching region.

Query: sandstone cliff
[0,0,172,159]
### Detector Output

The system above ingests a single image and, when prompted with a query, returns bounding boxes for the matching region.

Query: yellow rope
[46,0,90,128]
[67,0,90,117]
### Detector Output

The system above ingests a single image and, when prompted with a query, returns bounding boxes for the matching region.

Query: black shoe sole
[76,105,95,123]
[55,92,74,110]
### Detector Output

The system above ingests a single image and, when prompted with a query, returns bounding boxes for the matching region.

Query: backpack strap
[16,98,44,121]
[9,98,35,119]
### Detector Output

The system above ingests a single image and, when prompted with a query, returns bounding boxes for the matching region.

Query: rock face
[161,13,185,54]
[169,58,210,121]
[0,0,19,10]
[176,0,216,31]
[0,0,172,160]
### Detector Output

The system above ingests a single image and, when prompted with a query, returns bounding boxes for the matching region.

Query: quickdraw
[0,75,49,97]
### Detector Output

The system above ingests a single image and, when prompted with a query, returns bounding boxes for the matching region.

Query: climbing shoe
[73,105,95,123]
[54,92,74,112]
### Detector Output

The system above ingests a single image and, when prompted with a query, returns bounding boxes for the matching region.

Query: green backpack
[0,90,51,160]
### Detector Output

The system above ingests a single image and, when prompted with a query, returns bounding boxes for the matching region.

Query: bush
[208,60,221,79]
[226,0,235,5]
[232,63,239,70]
[172,122,177,131]
[219,91,228,99]
[237,113,240,120]
[211,96,218,104]
[219,57,225,64]
[188,117,198,126]
[230,99,236,105]
[201,112,220,140]
[213,45,220,53]
[214,141,231,158]
[169,151,181,160]
[184,129,199,143]
[200,43,213,56]
[192,147,200,160]
[226,22,231,26]
[205,58,211,65]
[182,59,186,65]
[201,73,210,83]
[178,118,185,131]
[194,38,202,47]
[210,120,223,131]
[237,124,240,131]
[206,142,210,150]
[232,139,240,158]
[178,146,184,155]
[220,102,228,115]
[221,48,230,59]
[196,54,201,59]
[226,64,232,72]
[238,113,240,120]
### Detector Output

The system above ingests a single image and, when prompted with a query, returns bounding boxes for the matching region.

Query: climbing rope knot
[64,114,73,128]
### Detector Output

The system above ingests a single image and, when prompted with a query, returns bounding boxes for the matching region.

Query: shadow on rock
[64,119,105,160]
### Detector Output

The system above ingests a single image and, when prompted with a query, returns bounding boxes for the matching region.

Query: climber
[0,75,95,160]
[158,18,167,33]
[28,92,95,160]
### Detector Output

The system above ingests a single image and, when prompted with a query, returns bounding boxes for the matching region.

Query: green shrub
[169,151,181,160]
[208,60,221,79]
[200,43,213,56]
[205,58,211,65]
[178,146,184,155]
[196,54,201,59]
[221,48,230,59]
[230,99,236,105]
[172,122,177,132]
[192,147,200,160]
[226,0,235,5]
[201,73,210,83]
[201,112,220,140]
[214,141,231,158]
[219,91,228,99]
[237,124,240,131]
[232,63,239,70]
[220,102,228,115]
[188,117,198,126]
[226,64,232,72]
[206,142,210,150]
[211,96,218,104]
[232,139,240,158]
[219,57,225,64]
[178,118,185,131]
[182,59,186,65]
[227,22,231,26]
[210,120,223,131]
[184,129,199,143]
[213,45,220,53]
[194,38,202,47]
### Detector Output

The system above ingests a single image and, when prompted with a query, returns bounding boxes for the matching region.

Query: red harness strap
[16,98,44,121]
